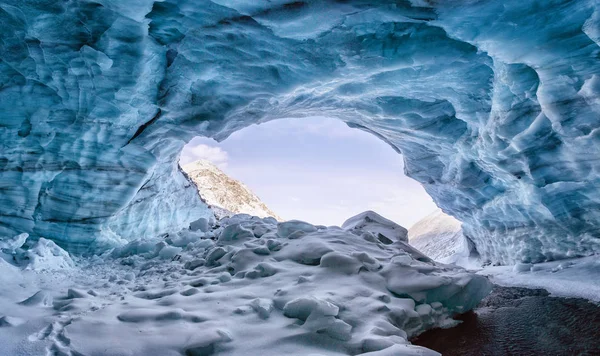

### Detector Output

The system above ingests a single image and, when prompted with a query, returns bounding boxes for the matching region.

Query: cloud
[180,143,229,168]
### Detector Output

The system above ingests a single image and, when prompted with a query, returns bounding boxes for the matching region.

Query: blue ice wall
[0,0,598,263]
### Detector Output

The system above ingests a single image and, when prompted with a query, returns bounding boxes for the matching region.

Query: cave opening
[179,116,438,228]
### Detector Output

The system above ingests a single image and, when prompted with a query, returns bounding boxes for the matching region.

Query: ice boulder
[343,211,408,244]
[189,218,209,232]
[24,238,74,271]
[0,233,28,254]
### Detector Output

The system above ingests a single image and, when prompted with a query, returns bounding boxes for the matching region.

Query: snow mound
[343,211,408,244]
[0,212,490,355]
[24,238,75,271]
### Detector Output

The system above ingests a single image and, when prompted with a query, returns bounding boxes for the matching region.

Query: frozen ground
[0,212,491,356]
[408,210,600,303]
[479,256,600,303]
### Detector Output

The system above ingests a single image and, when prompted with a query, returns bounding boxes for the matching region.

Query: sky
[180,116,437,229]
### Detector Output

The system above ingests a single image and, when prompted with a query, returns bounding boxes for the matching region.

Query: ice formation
[0,213,491,355]
[1,0,599,264]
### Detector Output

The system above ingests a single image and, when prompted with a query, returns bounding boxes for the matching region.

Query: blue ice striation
[0,0,599,264]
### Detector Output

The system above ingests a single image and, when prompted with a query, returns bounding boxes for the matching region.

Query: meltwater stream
[412,285,600,355]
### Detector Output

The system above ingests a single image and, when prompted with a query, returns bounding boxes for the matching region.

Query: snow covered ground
[408,210,600,303]
[479,256,600,303]
[0,212,491,356]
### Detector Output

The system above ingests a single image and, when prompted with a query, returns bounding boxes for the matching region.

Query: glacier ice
[0,0,599,264]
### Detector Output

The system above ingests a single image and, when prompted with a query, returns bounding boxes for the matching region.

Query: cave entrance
[179,116,437,228]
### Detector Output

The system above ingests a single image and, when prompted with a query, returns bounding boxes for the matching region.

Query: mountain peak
[181,160,281,220]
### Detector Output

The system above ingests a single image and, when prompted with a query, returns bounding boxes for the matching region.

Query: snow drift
[0,212,491,355]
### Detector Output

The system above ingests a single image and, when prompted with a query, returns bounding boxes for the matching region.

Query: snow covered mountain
[182,160,281,220]
[408,209,472,265]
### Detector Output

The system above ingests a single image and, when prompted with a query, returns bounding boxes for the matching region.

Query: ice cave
[1,0,600,355]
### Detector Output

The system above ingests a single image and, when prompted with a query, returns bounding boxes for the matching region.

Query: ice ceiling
[0,0,599,264]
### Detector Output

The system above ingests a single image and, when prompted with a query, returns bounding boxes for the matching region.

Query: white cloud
[179,143,229,168]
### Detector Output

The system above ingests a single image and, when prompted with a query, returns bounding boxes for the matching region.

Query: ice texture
[0,212,490,355]
[0,0,599,263]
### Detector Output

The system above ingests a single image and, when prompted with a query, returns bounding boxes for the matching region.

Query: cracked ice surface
[0,214,491,355]
[0,0,599,263]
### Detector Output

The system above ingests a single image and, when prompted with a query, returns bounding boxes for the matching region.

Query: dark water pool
[411,285,600,356]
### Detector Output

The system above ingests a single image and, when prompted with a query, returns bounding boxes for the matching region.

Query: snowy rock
[266,239,282,251]
[18,291,53,307]
[0,233,28,253]
[250,298,274,319]
[205,247,227,266]
[0,316,25,328]
[283,296,352,341]
[189,218,209,232]
[283,296,339,321]
[343,211,408,243]
[276,240,333,266]
[25,238,74,271]
[67,288,88,299]
[218,223,254,242]
[320,252,362,275]
[184,330,232,356]
[158,246,182,260]
[184,259,205,270]
[513,263,533,273]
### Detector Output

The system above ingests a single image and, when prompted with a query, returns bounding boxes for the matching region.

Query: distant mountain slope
[181,160,281,220]
[408,209,465,262]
